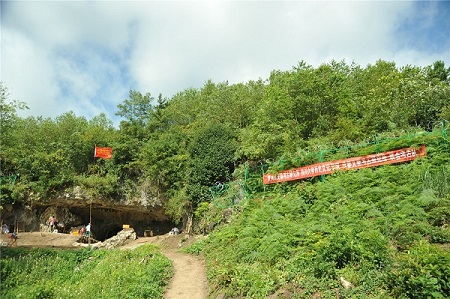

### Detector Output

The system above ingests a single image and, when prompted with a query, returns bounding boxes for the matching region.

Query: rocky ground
[0,231,209,299]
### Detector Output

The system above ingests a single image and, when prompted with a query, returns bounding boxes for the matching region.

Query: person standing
[9,231,18,246]
[86,223,91,237]
[79,226,86,236]
[49,215,56,232]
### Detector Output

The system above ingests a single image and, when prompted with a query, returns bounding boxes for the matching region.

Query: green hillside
[188,133,450,298]
[1,59,449,298]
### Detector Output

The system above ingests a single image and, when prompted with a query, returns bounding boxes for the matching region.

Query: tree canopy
[1,60,449,215]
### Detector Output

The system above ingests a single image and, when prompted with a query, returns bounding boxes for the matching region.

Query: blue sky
[1,1,449,126]
[394,1,449,53]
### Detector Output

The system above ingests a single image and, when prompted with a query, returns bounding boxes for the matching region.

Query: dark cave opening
[98,224,123,241]
[68,206,175,241]
[1,203,178,242]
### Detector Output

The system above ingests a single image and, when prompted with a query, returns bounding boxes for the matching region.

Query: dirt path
[1,232,209,298]
[123,234,209,299]
[163,248,208,299]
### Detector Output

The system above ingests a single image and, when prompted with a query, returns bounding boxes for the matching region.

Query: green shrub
[427,204,450,227]
[183,238,207,255]
[198,136,450,297]
[385,242,450,298]
[427,227,450,244]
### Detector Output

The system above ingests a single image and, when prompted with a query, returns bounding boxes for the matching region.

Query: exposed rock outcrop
[96,228,137,249]
[2,186,174,240]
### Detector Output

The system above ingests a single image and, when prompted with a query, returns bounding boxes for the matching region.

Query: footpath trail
[121,234,209,299]
[162,248,208,299]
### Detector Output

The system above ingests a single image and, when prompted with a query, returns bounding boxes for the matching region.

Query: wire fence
[210,120,449,208]
[0,174,18,186]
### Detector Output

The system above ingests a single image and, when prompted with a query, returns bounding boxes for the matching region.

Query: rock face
[2,186,175,240]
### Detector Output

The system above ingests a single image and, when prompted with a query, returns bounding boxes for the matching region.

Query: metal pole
[89,200,92,247]
[319,150,325,182]
[89,145,95,247]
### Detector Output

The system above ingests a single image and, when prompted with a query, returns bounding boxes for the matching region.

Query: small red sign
[94,146,113,159]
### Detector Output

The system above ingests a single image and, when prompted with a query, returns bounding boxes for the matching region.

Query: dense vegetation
[1,60,449,218]
[187,133,450,298]
[0,244,173,298]
[1,59,450,297]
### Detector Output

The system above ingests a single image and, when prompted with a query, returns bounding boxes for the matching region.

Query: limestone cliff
[1,186,174,240]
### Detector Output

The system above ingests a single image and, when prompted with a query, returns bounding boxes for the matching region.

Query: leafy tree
[116,90,154,129]
[147,93,169,132]
[427,60,450,83]
[2,59,449,229]
[0,83,28,148]
[187,123,237,206]
[114,90,154,180]
[141,129,188,196]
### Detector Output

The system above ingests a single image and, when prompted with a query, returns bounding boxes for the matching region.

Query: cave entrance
[68,207,175,241]
[96,224,123,241]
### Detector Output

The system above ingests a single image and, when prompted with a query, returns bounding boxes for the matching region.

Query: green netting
[210,180,248,209]
[210,120,449,206]
[0,174,18,186]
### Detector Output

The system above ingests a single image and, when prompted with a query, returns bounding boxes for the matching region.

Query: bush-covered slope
[2,60,449,221]
[189,139,450,298]
[1,59,450,298]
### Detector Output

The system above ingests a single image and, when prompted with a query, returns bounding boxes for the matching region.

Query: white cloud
[128,1,421,95]
[1,1,449,125]
[1,1,136,122]
[1,27,60,117]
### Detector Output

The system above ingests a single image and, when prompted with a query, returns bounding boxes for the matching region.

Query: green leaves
[116,90,154,129]
[2,59,450,211]
[187,123,237,206]
[385,241,450,298]
[0,245,173,299]
[196,133,450,297]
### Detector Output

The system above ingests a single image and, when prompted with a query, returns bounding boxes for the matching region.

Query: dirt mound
[119,233,206,250]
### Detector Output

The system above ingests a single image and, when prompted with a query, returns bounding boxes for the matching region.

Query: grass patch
[1,244,173,299]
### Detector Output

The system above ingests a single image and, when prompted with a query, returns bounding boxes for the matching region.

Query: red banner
[263,145,426,184]
[94,146,113,159]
